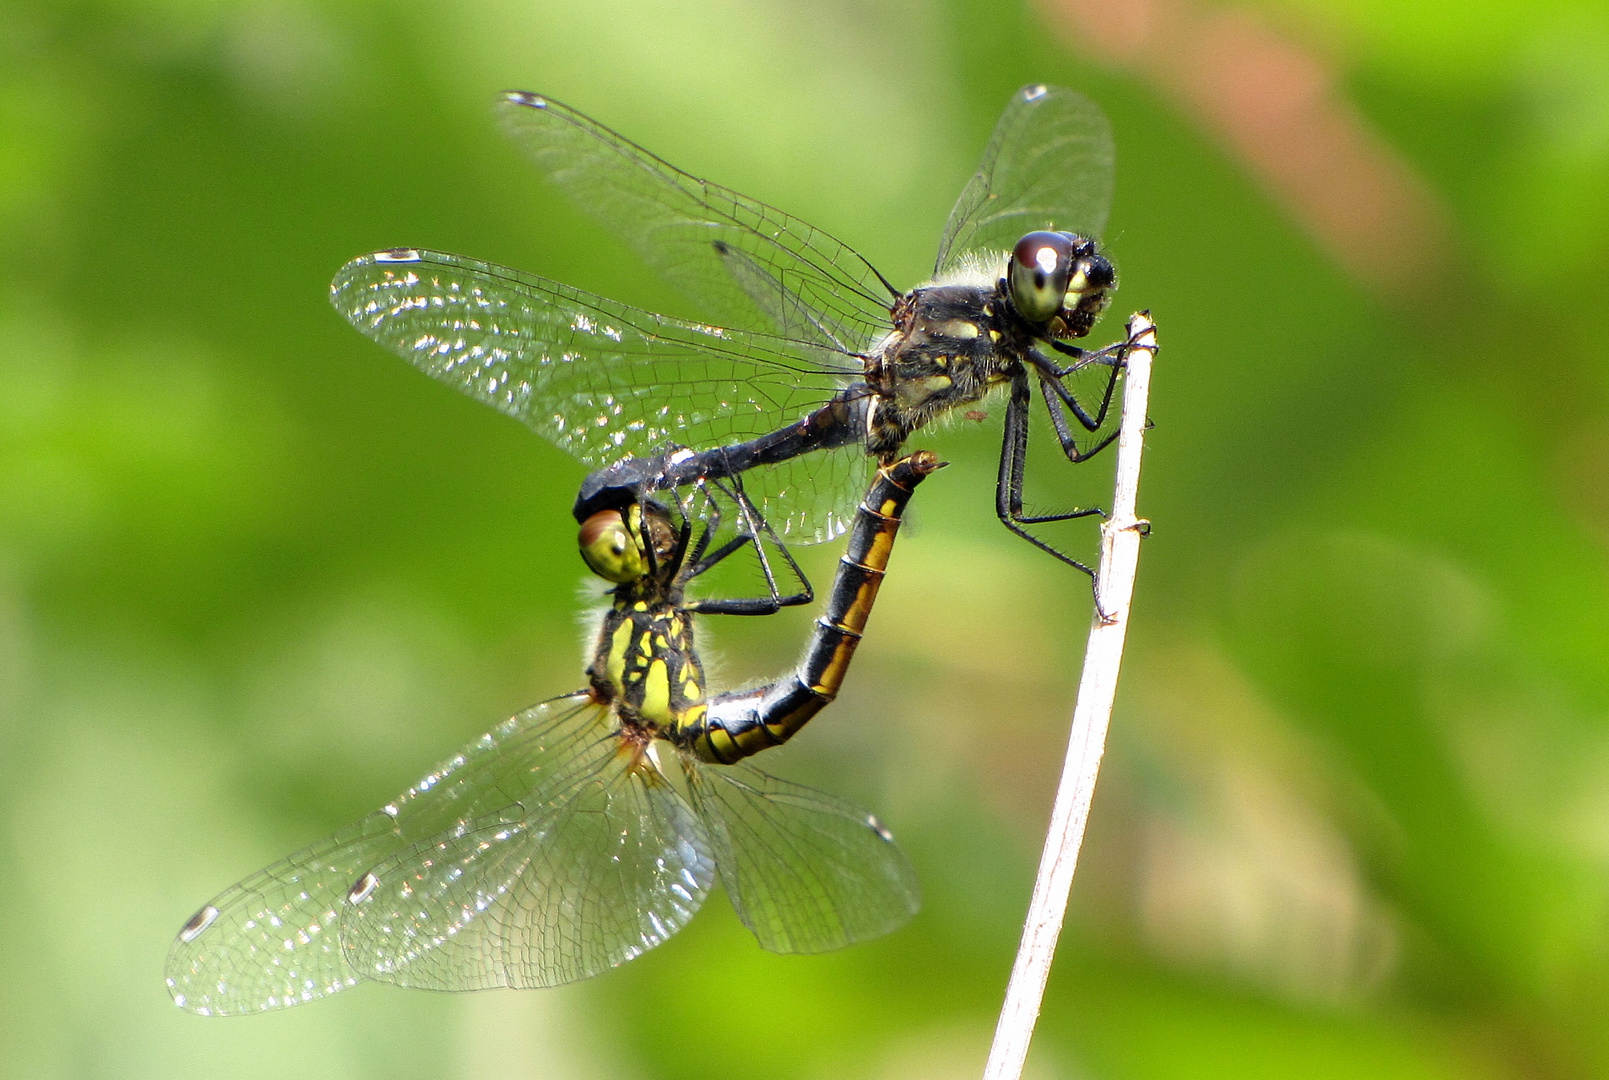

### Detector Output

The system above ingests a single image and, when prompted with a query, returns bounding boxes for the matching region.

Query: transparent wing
[727,442,870,547]
[332,249,868,542]
[341,740,714,991]
[165,693,611,1014]
[687,761,920,954]
[496,91,895,353]
[934,84,1115,277]
[333,249,854,464]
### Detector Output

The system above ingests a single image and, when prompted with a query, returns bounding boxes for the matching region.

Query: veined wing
[933,85,1115,277]
[496,91,896,353]
[740,443,871,545]
[687,762,919,953]
[331,249,857,471]
[165,693,616,1014]
[665,440,871,549]
[341,737,713,990]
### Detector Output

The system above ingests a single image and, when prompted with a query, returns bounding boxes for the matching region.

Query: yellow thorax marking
[642,659,672,723]
[606,620,633,689]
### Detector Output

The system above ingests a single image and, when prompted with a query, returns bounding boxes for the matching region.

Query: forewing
[716,443,870,548]
[165,693,605,1014]
[934,85,1115,276]
[332,249,854,470]
[341,744,714,990]
[496,91,894,353]
[689,762,919,954]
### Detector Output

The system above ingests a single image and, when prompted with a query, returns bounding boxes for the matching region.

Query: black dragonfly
[332,83,1137,574]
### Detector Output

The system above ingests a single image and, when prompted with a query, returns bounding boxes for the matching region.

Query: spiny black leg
[1045,324,1156,378]
[734,473,813,608]
[1039,370,1120,464]
[686,475,813,616]
[1033,347,1121,447]
[687,532,760,578]
[685,484,721,567]
[1038,327,1155,460]
[718,471,811,609]
[994,372,1103,585]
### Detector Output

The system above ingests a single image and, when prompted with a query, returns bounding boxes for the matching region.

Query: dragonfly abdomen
[687,451,942,764]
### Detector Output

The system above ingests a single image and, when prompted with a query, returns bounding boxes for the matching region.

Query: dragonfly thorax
[862,230,1116,460]
[865,283,1028,457]
[589,599,707,732]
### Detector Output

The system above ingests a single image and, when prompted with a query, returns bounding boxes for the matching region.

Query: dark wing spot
[177,904,220,943]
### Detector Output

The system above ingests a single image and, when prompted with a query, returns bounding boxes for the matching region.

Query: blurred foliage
[2,0,1608,1077]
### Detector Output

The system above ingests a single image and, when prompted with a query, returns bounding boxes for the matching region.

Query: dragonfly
[332,83,1138,576]
[165,453,940,1014]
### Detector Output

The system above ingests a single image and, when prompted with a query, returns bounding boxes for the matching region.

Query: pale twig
[981,310,1157,1080]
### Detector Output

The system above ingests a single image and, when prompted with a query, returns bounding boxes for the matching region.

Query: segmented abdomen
[688,450,941,763]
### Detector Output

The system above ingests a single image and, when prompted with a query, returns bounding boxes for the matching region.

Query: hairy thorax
[588,597,708,734]
[865,282,1031,460]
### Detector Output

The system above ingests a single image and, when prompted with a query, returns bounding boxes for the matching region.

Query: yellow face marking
[633,601,649,612]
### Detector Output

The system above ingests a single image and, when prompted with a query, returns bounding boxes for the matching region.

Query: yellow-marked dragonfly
[332,85,1138,576]
[165,453,939,1014]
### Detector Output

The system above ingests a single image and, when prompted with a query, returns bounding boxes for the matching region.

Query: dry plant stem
[981,311,1157,1080]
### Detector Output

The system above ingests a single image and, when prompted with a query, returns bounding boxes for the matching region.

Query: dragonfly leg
[1039,370,1120,463]
[994,372,1104,588]
[1035,324,1155,461]
[1031,350,1118,453]
[685,475,814,616]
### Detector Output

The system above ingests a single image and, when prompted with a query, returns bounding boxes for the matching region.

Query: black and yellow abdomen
[686,450,942,763]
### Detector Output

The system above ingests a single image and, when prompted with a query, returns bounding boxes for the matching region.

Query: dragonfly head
[579,500,682,584]
[579,506,650,583]
[1008,231,1114,337]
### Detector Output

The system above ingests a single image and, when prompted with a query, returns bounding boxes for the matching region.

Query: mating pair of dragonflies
[167,83,1144,1014]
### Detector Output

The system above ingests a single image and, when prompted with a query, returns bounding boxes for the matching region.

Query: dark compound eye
[1009,231,1075,323]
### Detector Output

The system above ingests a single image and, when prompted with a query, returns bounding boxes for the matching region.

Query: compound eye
[578,509,648,583]
[1009,231,1075,324]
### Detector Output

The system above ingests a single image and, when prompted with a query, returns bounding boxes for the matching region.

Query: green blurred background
[5,0,1609,1076]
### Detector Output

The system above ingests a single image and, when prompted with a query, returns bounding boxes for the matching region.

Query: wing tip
[499,90,548,110]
